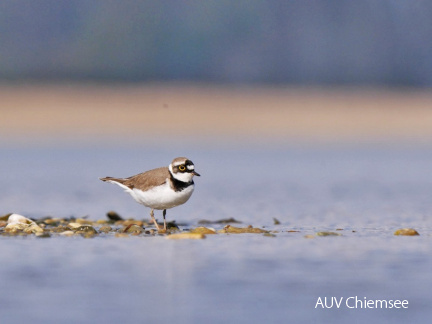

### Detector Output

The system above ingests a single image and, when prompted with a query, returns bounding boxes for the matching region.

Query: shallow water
[1,144,432,323]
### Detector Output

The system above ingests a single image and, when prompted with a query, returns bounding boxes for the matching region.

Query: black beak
[192,171,200,176]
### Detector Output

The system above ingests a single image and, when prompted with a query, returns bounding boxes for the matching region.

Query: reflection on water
[1,144,432,323]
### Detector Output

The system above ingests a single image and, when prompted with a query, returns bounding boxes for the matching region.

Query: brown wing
[122,167,170,191]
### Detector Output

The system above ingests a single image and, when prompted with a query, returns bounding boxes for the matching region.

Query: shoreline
[1,84,432,146]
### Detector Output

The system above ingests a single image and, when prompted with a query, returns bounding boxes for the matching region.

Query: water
[1,144,432,323]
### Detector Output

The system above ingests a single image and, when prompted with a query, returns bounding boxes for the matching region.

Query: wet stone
[39,217,62,226]
[273,218,281,225]
[23,223,44,234]
[394,228,420,236]
[219,225,268,234]
[304,234,315,239]
[166,233,206,240]
[99,225,113,233]
[67,223,82,230]
[8,214,35,225]
[0,213,13,221]
[122,224,144,234]
[50,225,70,233]
[75,218,93,225]
[198,217,242,225]
[107,211,123,221]
[316,231,342,236]
[166,221,180,230]
[75,225,98,235]
[116,219,144,227]
[4,223,28,233]
[189,227,217,234]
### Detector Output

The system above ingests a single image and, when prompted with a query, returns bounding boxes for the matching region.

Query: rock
[41,217,62,226]
[122,224,144,234]
[75,225,98,235]
[218,225,268,234]
[67,222,97,234]
[0,221,7,228]
[4,221,43,234]
[316,231,342,236]
[166,221,180,230]
[67,223,83,230]
[189,227,217,234]
[273,218,281,225]
[49,225,70,233]
[4,223,29,233]
[7,214,35,225]
[166,233,206,240]
[99,225,113,233]
[23,223,44,234]
[394,228,420,236]
[0,213,12,221]
[116,219,144,227]
[198,217,242,224]
[75,218,93,225]
[263,233,277,237]
[107,211,123,221]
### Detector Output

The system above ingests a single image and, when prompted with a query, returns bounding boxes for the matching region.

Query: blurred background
[1,1,432,146]
[1,1,432,148]
[1,0,432,85]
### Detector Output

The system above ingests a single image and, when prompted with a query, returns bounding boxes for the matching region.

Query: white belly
[130,182,194,210]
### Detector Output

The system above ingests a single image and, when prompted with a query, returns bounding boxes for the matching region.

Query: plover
[100,157,200,233]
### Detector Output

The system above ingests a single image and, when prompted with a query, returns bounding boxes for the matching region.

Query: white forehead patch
[187,165,194,170]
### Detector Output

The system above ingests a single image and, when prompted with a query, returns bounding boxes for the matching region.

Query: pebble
[67,223,83,230]
[394,228,420,236]
[106,211,123,221]
[273,218,281,225]
[99,225,113,233]
[8,214,35,225]
[122,224,144,234]
[23,223,44,234]
[189,227,216,234]
[75,225,98,235]
[219,225,268,234]
[116,220,144,227]
[4,222,44,234]
[166,233,206,240]
[316,231,342,236]
[75,218,93,225]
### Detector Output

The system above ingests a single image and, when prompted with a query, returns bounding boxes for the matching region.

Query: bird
[100,157,200,233]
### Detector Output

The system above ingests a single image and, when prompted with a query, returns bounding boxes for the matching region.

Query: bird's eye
[179,165,186,171]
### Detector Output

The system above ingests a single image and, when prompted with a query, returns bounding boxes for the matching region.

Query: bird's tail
[100,176,116,182]
[100,176,132,192]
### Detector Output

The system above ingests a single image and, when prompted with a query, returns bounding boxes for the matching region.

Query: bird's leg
[150,209,162,232]
[162,209,167,231]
